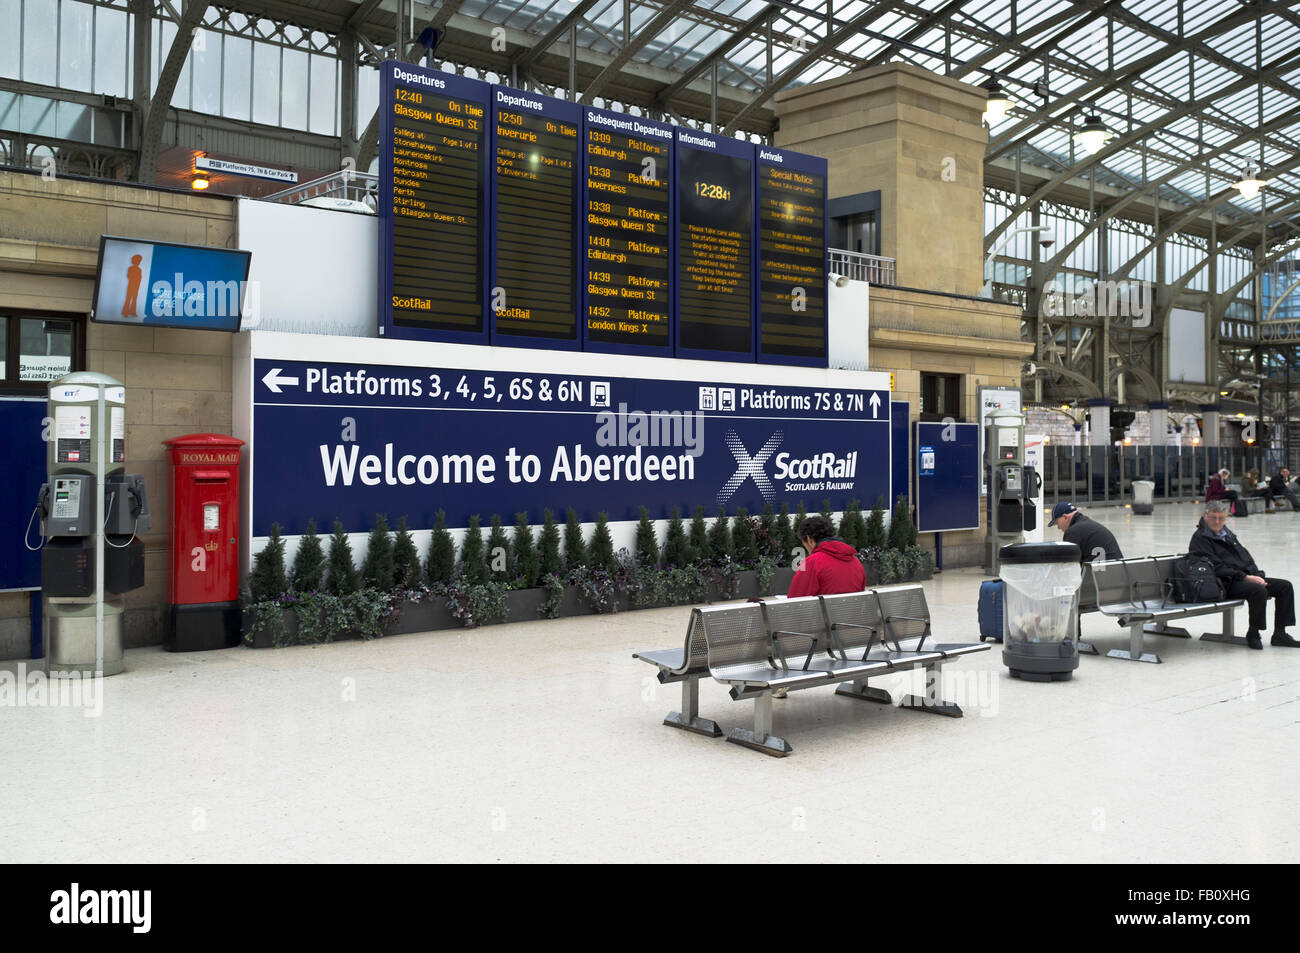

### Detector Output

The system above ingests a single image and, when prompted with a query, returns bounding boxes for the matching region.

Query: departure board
[757,148,828,364]
[379,64,489,343]
[582,108,674,355]
[675,131,754,359]
[491,90,580,345]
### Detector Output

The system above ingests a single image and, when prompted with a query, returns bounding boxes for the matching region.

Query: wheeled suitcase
[978,579,1004,642]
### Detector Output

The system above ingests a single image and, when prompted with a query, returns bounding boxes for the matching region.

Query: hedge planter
[504,587,548,621]
[391,597,459,635]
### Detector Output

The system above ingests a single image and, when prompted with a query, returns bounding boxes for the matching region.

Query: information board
[674,129,754,361]
[581,107,675,355]
[756,147,827,365]
[251,356,890,534]
[0,397,46,591]
[491,88,581,347]
[379,64,489,343]
[914,420,980,532]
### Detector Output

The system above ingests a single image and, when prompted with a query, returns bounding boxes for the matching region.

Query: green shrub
[460,515,486,584]
[773,503,797,565]
[838,499,865,549]
[326,519,359,595]
[707,507,734,562]
[888,494,917,551]
[486,515,511,583]
[512,512,539,588]
[589,512,616,572]
[689,505,711,562]
[360,514,394,590]
[425,511,455,585]
[634,507,659,568]
[865,497,887,550]
[732,507,758,564]
[537,509,563,580]
[249,523,287,601]
[662,506,692,568]
[820,498,835,529]
[563,507,588,573]
[290,519,324,593]
[391,516,420,589]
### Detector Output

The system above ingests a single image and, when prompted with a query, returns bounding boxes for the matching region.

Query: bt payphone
[984,407,1040,574]
[30,372,149,675]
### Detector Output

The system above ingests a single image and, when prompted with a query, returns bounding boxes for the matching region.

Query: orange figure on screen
[122,254,144,317]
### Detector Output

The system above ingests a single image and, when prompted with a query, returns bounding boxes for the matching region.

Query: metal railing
[262,170,379,207]
[1037,444,1285,506]
[828,247,896,286]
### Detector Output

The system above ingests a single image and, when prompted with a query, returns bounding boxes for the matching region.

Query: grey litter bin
[1132,479,1155,515]
[999,542,1081,682]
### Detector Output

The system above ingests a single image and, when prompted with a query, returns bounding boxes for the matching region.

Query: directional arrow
[262,368,300,394]
[868,391,882,418]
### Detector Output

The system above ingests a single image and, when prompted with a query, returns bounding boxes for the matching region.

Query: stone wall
[0,170,236,659]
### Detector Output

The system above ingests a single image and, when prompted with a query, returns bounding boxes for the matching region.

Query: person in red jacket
[787,515,866,597]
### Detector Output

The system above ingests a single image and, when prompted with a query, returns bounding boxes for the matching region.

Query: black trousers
[1226,577,1296,632]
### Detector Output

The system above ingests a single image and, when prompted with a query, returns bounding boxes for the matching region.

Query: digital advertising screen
[581,107,674,355]
[674,129,754,361]
[491,87,581,347]
[378,62,489,343]
[91,236,251,332]
[756,147,827,366]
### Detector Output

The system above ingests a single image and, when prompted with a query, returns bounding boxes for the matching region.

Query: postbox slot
[191,470,230,483]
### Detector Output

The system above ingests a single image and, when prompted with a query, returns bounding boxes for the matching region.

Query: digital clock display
[676,137,753,357]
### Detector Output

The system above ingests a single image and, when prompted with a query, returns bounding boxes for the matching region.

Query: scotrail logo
[718,431,782,505]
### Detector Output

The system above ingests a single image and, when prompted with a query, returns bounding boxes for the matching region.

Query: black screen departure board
[583,109,674,353]
[675,133,753,357]
[757,149,827,363]
[492,91,580,342]
[382,67,488,337]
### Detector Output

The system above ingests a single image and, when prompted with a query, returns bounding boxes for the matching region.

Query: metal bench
[632,609,723,737]
[1089,556,1245,663]
[702,586,988,756]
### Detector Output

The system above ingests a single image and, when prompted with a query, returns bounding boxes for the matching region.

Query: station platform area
[3,501,1297,864]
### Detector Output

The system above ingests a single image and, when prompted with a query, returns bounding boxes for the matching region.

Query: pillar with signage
[164,434,245,651]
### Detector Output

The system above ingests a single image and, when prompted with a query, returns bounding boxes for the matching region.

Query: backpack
[1171,555,1225,604]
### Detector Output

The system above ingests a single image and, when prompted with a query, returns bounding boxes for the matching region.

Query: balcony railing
[262,171,379,207]
[828,247,896,286]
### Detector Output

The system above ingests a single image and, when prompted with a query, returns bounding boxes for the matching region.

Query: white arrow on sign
[262,368,300,394]
[868,391,882,418]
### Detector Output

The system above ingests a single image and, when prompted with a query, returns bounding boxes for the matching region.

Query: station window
[0,313,84,392]
[920,372,962,421]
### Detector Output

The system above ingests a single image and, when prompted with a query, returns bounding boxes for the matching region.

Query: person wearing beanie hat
[1052,501,1123,563]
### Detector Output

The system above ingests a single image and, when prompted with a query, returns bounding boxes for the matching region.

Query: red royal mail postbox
[163,433,245,651]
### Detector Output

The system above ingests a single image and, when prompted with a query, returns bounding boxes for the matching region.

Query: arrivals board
[756,147,828,365]
[674,129,754,361]
[378,65,489,344]
[581,107,674,356]
[490,88,581,347]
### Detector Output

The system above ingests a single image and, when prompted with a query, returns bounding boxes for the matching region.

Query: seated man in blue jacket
[1189,501,1298,650]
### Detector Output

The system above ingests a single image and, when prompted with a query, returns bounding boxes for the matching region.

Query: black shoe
[1246,629,1263,650]
[1271,632,1300,648]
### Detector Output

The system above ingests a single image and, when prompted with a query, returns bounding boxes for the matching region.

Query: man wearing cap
[1189,500,1297,649]
[1051,502,1123,563]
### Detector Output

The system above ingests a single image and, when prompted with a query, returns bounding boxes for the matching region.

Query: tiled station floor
[3,502,1297,863]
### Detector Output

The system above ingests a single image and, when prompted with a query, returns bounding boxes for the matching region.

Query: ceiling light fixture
[983,80,1013,125]
[190,170,210,191]
[1073,113,1113,155]
[1233,162,1267,200]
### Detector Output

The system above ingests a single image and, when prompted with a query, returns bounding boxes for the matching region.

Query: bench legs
[835,678,893,704]
[899,663,963,718]
[727,693,793,757]
[1200,607,1247,647]
[663,675,723,737]
[1107,620,1162,663]
[1144,621,1191,638]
